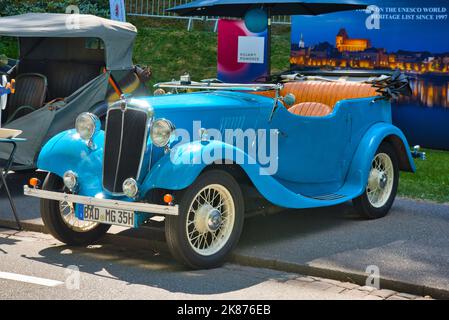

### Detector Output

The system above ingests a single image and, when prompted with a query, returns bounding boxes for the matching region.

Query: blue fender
[37,129,104,197]
[141,140,259,191]
[344,122,416,198]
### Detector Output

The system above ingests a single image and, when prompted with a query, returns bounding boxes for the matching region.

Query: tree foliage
[0,0,110,17]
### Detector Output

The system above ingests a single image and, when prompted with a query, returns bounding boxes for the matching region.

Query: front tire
[40,173,110,245]
[165,170,244,269]
[353,142,399,219]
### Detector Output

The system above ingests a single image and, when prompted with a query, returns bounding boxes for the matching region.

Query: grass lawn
[399,149,449,203]
[131,17,290,88]
[1,17,448,204]
[0,37,17,62]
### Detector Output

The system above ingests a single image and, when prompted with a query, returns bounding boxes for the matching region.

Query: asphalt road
[0,229,427,300]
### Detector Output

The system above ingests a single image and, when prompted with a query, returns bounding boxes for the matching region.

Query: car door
[268,104,352,196]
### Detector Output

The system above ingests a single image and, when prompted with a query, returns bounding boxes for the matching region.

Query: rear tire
[353,142,399,219]
[40,173,110,245]
[165,170,244,269]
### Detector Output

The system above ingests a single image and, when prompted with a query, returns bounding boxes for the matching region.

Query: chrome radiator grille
[102,106,148,194]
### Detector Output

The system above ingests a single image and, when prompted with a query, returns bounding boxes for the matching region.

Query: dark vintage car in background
[0,13,150,169]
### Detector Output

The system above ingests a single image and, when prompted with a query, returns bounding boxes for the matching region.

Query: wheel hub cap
[368,169,388,190]
[379,172,388,189]
[207,209,222,232]
[194,204,223,233]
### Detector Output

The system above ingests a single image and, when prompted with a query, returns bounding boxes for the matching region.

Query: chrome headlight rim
[63,170,78,191]
[122,178,139,198]
[75,112,101,141]
[150,118,176,148]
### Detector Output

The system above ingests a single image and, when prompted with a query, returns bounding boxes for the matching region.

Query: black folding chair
[0,138,26,230]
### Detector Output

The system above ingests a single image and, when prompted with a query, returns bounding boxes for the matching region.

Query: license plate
[77,204,135,228]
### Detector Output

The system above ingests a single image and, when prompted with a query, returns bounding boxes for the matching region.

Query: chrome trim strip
[136,111,151,182]
[24,186,178,216]
[112,111,125,191]
[102,106,119,194]
[154,81,283,92]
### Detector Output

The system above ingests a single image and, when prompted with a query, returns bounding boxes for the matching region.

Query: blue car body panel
[36,90,415,210]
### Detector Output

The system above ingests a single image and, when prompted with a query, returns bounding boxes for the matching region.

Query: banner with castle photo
[290,0,449,150]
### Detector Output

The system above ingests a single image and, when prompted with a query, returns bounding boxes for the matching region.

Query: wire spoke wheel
[185,184,235,256]
[353,143,399,220]
[366,153,394,208]
[40,173,110,246]
[165,170,244,268]
[59,200,98,233]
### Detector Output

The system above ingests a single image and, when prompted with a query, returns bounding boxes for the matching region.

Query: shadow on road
[22,241,291,295]
[0,231,21,254]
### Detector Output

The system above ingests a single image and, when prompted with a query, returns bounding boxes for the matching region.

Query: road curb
[0,219,46,234]
[229,254,448,300]
[2,218,447,299]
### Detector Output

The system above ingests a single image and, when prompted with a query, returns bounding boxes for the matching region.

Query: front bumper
[23,185,179,216]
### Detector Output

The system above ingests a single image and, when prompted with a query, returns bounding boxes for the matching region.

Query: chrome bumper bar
[23,185,179,216]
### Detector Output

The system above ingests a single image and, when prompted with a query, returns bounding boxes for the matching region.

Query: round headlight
[75,112,100,141]
[122,178,138,198]
[150,119,175,147]
[63,170,78,191]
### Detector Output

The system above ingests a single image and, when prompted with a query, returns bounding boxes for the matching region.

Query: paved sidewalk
[1,172,448,298]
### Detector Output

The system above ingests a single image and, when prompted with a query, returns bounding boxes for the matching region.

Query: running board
[306,193,346,201]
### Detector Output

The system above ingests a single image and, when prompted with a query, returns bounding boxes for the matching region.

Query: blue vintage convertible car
[24,74,418,269]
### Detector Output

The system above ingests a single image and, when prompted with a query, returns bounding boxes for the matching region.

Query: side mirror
[1,75,8,111]
[283,93,296,107]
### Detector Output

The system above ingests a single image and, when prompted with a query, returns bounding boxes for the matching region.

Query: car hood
[141,90,272,114]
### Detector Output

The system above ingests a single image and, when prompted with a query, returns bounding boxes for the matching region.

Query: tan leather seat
[281,81,378,109]
[288,102,332,117]
[252,81,379,117]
